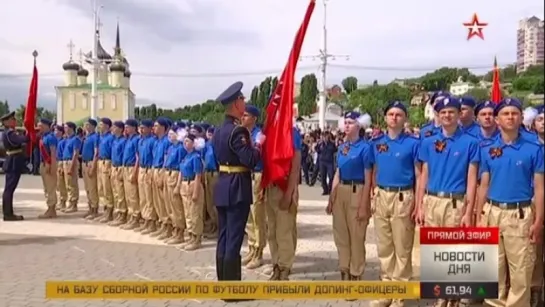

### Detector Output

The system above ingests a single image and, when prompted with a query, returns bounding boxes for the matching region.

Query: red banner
[24,59,38,156]
[39,138,51,164]
[490,57,502,103]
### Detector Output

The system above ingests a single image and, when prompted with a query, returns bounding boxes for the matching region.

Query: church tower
[109,22,125,88]
[77,49,89,85]
[62,40,79,86]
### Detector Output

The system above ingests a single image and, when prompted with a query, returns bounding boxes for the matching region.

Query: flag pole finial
[32,50,38,65]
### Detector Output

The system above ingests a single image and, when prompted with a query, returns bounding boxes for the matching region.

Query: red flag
[261,0,316,191]
[490,56,502,103]
[24,57,38,156]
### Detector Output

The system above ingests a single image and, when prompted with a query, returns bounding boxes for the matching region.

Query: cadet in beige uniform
[109,121,128,226]
[163,128,186,244]
[95,118,115,223]
[54,125,67,211]
[81,119,100,220]
[37,118,58,219]
[61,122,81,213]
[120,119,140,230]
[134,120,157,233]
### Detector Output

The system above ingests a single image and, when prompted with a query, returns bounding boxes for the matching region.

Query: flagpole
[90,0,103,120]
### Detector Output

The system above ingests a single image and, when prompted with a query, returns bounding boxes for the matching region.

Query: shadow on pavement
[297,223,333,240]
[0,235,84,246]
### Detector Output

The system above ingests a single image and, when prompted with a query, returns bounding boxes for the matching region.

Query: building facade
[449,76,475,96]
[517,16,544,72]
[55,23,135,123]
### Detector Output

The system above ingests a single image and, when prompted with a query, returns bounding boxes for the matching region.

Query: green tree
[533,77,544,94]
[250,86,259,104]
[483,64,517,82]
[466,88,490,102]
[341,76,358,95]
[298,74,318,116]
[419,67,480,91]
[408,105,426,127]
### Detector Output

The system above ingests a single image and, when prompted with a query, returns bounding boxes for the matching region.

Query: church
[55,23,136,124]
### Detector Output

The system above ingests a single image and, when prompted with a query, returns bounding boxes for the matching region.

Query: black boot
[222,256,253,303]
[216,257,224,281]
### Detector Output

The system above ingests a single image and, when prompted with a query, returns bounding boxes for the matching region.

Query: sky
[0,0,543,112]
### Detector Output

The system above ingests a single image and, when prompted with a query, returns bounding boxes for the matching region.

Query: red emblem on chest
[376,143,388,153]
[342,145,350,155]
[489,147,503,159]
[434,140,446,153]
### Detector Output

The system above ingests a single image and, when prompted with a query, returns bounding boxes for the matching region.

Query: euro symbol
[433,285,441,297]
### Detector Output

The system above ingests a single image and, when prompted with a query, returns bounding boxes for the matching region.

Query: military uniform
[81,119,100,219]
[419,91,450,139]
[120,119,141,230]
[95,118,115,223]
[212,81,262,284]
[55,125,68,211]
[109,121,128,226]
[135,120,157,233]
[203,126,219,237]
[61,122,82,213]
[1,112,28,221]
[37,118,59,219]
[458,96,480,137]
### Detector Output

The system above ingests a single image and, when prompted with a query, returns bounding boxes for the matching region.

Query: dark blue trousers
[319,162,334,194]
[2,172,21,216]
[216,204,251,260]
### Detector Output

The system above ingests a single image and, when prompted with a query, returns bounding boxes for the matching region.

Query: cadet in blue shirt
[368,102,420,306]
[120,119,141,230]
[62,122,82,213]
[474,101,499,142]
[179,134,205,251]
[459,96,480,137]
[203,126,219,238]
[54,125,67,210]
[37,118,58,219]
[326,111,373,282]
[162,128,186,244]
[135,119,158,233]
[533,104,544,145]
[477,98,544,307]
[420,91,450,138]
[149,117,173,238]
[95,118,115,223]
[240,105,267,270]
[110,121,127,226]
[81,119,100,219]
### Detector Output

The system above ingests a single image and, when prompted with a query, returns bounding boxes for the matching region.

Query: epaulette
[423,130,435,138]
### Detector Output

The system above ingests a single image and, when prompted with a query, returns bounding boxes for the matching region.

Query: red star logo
[463,13,488,40]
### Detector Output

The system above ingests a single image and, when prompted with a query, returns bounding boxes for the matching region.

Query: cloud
[0,0,542,115]
[0,76,57,111]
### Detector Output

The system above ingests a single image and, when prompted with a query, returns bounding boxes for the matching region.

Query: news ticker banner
[419,227,499,299]
[46,281,420,300]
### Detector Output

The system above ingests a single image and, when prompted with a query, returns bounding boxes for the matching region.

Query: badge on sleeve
[376,143,389,153]
[434,140,446,153]
[489,147,503,159]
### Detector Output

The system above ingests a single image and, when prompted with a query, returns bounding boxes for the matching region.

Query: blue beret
[430,91,451,105]
[191,124,203,133]
[0,111,15,122]
[245,105,260,117]
[186,134,196,141]
[55,125,64,133]
[344,111,361,120]
[39,118,52,126]
[125,119,138,127]
[100,117,112,127]
[217,81,244,105]
[460,96,476,108]
[474,101,495,116]
[384,101,407,115]
[140,119,153,128]
[113,121,125,129]
[177,122,187,129]
[434,96,461,112]
[156,117,169,128]
[494,98,522,116]
[207,127,215,133]
[201,123,210,131]
[87,118,98,127]
[535,104,544,115]
[65,122,76,130]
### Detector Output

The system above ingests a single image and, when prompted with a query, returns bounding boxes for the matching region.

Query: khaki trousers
[265,185,298,269]
[40,163,57,207]
[56,161,67,207]
[180,180,204,236]
[138,168,156,220]
[332,184,368,276]
[152,169,169,223]
[372,188,415,282]
[166,170,185,230]
[82,161,99,209]
[111,166,126,214]
[479,203,535,307]
[98,160,114,208]
[123,166,139,217]
[245,173,267,249]
[204,172,218,228]
[62,160,79,206]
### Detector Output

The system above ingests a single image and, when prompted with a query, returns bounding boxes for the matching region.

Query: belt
[6,149,23,156]
[341,179,364,185]
[83,160,94,164]
[378,185,413,192]
[182,177,195,182]
[167,169,179,173]
[219,165,250,173]
[123,164,135,167]
[489,199,532,209]
[99,158,111,161]
[427,191,465,200]
[206,170,218,173]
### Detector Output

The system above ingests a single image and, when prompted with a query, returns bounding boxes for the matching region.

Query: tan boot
[121,215,140,230]
[278,267,290,280]
[140,220,158,235]
[56,203,66,211]
[82,208,93,219]
[242,247,255,265]
[246,248,264,269]
[184,235,202,251]
[99,207,114,223]
[38,206,57,219]
[63,204,78,213]
[149,223,166,237]
[340,269,349,281]
[268,265,281,281]
[166,229,185,245]
[180,233,194,248]
[110,212,127,226]
[85,208,100,220]
[120,215,134,229]
[157,224,173,240]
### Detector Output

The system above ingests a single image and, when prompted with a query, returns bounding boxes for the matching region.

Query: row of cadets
[369,102,421,307]
[476,98,544,307]
[416,96,480,307]
[203,125,219,238]
[326,111,374,283]
[241,105,267,269]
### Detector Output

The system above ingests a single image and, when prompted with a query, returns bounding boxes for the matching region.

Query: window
[111,94,117,110]
[99,93,104,110]
[82,94,88,109]
[69,93,76,110]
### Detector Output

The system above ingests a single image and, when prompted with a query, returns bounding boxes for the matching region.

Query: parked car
[0,127,33,173]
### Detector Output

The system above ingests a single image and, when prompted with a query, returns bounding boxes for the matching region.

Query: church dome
[77,67,89,77]
[62,61,80,71]
[84,39,112,64]
[110,60,126,72]
[124,69,132,78]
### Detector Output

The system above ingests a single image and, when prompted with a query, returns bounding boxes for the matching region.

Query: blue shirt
[56,137,65,161]
[81,132,99,162]
[40,132,58,163]
[460,121,480,138]
[251,126,264,172]
[336,138,373,182]
[137,135,155,168]
[111,135,126,167]
[164,142,185,170]
[152,135,170,168]
[418,128,480,194]
[62,134,82,161]
[476,128,499,143]
[203,140,218,171]
[122,133,139,167]
[480,136,544,203]
[420,122,441,138]
[98,132,114,160]
[293,127,302,151]
[179,151,203,179]
[371,133,420,187]
[520,126,539,143]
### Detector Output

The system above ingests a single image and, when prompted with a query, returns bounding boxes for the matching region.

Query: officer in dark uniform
[1,111,28,221]
[212,81,263,288]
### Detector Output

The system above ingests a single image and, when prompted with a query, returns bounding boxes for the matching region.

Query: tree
[465,88,491,102]
[0,100,10,116]
[408,105,426,127]
[341,76,358,95]
[298,74,318,116]
[250,86,259,104]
